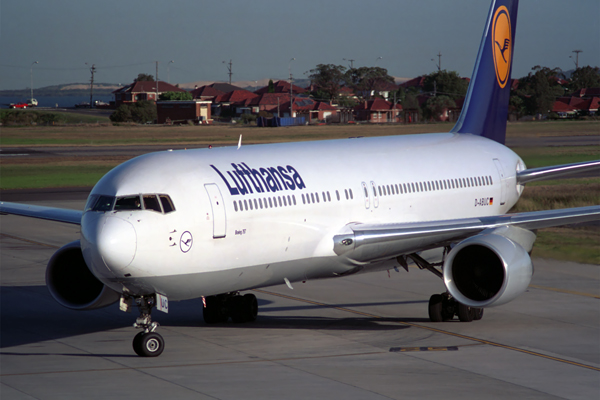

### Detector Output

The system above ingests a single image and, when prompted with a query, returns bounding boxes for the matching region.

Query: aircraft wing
[0,201,82,225]
[333,206,600,263]
[517,160,600,184]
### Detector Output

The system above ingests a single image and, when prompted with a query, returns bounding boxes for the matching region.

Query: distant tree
[423,95,455,121]
[110,100,156,123]
[308,64,347,102]
[344,66,394,100]
[569,66,600,92]
[159,91,193,101]
[516,66,565,115]
[135,73,155,82]
[422,70,468,100]
[509,95,526,120]
[268,79,275,93]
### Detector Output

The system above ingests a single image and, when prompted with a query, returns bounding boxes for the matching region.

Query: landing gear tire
[473,307,484,320]
[428,294,443,322]
[203,296,229,324]
[231,294,258,323]
[458,303,474,322]
[133,332,165,357]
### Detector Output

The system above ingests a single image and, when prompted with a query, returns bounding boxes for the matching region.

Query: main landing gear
[131,295,164,357]
[203,292,258,324]
[403,251,484,323]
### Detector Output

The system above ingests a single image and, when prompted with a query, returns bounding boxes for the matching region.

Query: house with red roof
[214,90,258,116]
[190,85,225,101]
[280,97,340,122]
[247,93,291,116]
[112,81,186,107]
[553,91,600,117]
[354,99,402,123]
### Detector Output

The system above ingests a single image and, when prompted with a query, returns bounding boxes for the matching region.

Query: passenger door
[204,183,227,238]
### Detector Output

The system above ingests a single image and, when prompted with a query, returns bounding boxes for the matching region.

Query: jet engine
[46,240,120,310]
[443,229,534,308]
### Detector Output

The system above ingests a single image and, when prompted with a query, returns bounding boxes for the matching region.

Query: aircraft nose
[97,216,137,273]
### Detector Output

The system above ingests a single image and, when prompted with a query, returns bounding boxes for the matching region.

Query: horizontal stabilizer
[517,160,600,184]
[0,202,82,225]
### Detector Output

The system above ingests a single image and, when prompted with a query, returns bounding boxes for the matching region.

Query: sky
[1,0,598,91]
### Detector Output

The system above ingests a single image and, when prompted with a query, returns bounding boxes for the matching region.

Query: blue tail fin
[451,0,519,144]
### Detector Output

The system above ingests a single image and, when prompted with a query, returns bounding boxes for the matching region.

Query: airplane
[1,0,599,358]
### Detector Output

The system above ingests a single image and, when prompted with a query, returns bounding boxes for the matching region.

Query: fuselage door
[361,182,370,209]
[493,158,507,206]
[370,181,379,208]
[204,183,227,238]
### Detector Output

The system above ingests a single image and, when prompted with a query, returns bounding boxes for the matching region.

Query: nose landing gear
[130,295,165,357]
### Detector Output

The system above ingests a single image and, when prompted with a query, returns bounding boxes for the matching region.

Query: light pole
[431,52,442,71]
[167,60,174,83]
[223,60,233,84]
[30,61,39,103]
[289,58,296,117]
[570,50,582,69]
[85,63,96,107]
[343,58,355,68]
[375,56,383,66]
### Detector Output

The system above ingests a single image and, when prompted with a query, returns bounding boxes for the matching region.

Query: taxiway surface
[1,196,598,400]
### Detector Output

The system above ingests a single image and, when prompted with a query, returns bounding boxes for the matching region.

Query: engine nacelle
[46,240,120,310]
[443,230,534,308]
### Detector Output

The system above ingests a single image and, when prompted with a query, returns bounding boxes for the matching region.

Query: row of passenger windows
[233,188,354,212]
[373,175,494,198]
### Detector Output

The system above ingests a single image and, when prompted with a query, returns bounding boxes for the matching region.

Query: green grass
[513,146,600,168]
[532,228,600,265]
[0,165,115,189]
[0,109,111,126]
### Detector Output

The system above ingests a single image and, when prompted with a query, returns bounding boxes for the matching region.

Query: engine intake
[46,240,120,310]
[443,231,534,308]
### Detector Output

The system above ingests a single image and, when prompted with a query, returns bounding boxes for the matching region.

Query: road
[1,196,598,400]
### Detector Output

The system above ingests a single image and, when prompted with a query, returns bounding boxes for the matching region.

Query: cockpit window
[87,193,175,214]
[89,195,115,212]
[143,195,162,212]
[159,195,175,213]
[114,195,142,211]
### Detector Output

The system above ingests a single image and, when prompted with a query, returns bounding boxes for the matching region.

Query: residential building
[112,81,186,107]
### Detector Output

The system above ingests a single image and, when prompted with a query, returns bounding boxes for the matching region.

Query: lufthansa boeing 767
[1,0,599,357]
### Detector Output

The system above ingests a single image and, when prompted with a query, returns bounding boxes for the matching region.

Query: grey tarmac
[0,196,598,400]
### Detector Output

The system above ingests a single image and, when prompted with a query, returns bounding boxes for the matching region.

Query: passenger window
[244,200,248,210]
[292,195,296,205]
[283,196,287,206]
[336,190,340,201]
[327,192,331,202]
[259,198,263,209]
[316,193,320,203]
[234,202,238,212]
[278,197,283,207]
[349,189,353,199]
[302,194,306,204]
[269,198,273,208]
[115,195,142,211]
[311,193,315,203]
[159,195,175,213]
[322,192,326,202]
[489,176,493,184]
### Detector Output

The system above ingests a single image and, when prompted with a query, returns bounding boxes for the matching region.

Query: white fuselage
[81,132,524,300]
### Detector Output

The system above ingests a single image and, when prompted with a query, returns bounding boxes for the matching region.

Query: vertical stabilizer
[451,0,519,144]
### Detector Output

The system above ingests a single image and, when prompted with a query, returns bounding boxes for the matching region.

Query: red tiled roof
[248,93,291,106]
[399,76,425,89]
[570,88,600,98]
[113,81,185,94]
[216,90,258,103]
[255,80,305,95]
[552,101,577,113]
[190,85,225,98]
[355,99,402,111]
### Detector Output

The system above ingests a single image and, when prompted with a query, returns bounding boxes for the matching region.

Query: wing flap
[0,201,82,225]
[334,206,600,263]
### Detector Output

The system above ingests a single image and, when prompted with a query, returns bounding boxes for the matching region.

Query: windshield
[87,194,175,214]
